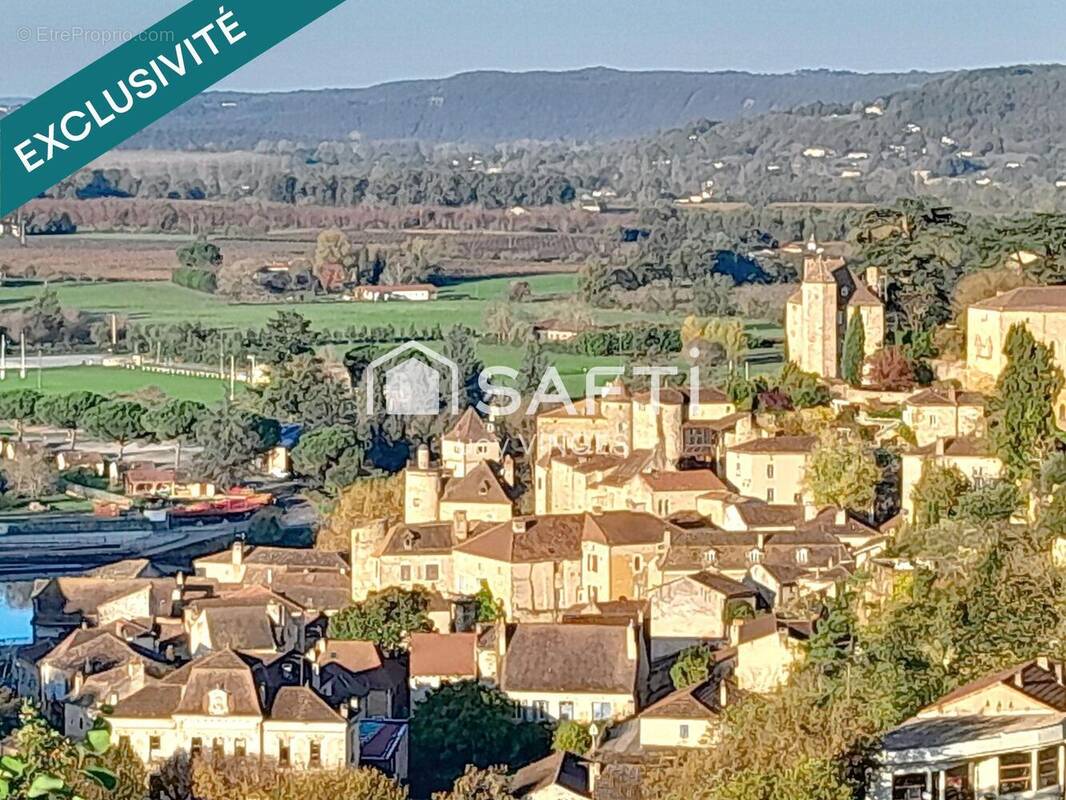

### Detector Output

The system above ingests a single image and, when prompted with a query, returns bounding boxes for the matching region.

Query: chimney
[864,266,881,292]
[72,672,84,695]
[453,511,469,542]
[1055,662,1064,685]
[231,540,244,567]
[729,618,744,646]
[339,703,348,719]
[756,532,766,551]
[835,508,847,526]
[947,386,957,404]
[718,679,728,708]
[1037,655,1051,671]
[662,528,672,550]
[164,644,175,661]
[416,444,430,470]
[802,504,819,522]
[175,571,186,588]
[502,454,515,487]
[626,620,638,662]
[935,438,946,457]
[512,518,528,534]
[1014,670,1025,688]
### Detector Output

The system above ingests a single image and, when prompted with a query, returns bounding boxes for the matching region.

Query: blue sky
[2,0,1065,96]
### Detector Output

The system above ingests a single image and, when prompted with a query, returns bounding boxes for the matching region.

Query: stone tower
[350,518,388,601]
[404,444,443,523]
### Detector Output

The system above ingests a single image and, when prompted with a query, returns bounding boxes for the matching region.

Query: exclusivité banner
[0,0,348,217]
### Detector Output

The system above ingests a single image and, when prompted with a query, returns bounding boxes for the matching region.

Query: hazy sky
[2,0,1065,96]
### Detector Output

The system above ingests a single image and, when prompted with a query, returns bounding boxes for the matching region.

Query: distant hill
[124,67,941,147]
[46,64,1066,214]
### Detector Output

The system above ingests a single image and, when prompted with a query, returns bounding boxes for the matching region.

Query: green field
[0,274,651,330]
[0,273,784,402]
[0,365,238,404]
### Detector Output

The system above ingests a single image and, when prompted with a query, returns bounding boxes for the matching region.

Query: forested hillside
[39,64,1066,212]
[119,67,939,147]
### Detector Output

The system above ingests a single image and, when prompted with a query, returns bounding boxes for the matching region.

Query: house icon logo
[365,341,460,417]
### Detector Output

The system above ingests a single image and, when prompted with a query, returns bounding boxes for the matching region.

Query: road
[0,352,106,371]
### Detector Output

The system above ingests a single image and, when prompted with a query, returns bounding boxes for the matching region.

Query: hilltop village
[2,228,1066,800]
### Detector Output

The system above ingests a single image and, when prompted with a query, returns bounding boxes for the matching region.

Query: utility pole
[110,314,117,348]
[1,336,6,381]
[19,332,26,380]
[36,349,42,390]
[229,356,236,401]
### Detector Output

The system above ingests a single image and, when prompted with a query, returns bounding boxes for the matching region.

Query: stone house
[647,571,756,659]
[900,437,1005,521]
[733,615,813,693]
[499,622,644,724]
[872,658,1066,800]
[724,436,817,505]
[902,387,986,446]
[408,632,479,704]
[109,650,355,769]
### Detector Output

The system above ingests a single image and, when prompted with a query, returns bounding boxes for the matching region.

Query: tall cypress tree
[989,323,1064,480]
[841,313,865,386]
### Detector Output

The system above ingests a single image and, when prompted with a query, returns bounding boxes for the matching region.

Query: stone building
[785,236,884,379]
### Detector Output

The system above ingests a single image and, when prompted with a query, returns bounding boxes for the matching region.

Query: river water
[0,583,33,643]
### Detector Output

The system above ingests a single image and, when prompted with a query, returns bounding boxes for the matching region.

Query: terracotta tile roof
[444,407,493,443]
[736,615,814,645]
[200,606,278,651]
[909,436,994,458]
[173,650,262,716]
[456,514,586,563]
[690,387,731,404]
[728,435,817,454]
[731,500,805,527]
[409,632,477,677]
[381,521,485,556]
[196,546,347,571]
[920,659,1066,713]
[905,388,986,407]
[441,461,511,504]
[582,511,682,547]
[511,751,593,798]
[269,685,343,723]
[687,570,756,598]
[640,678,728,720]
[641,469,728,493]
[972,286,1066,311]
[314,640,383,673]
[632,387,687,405]
[501,623,637,695]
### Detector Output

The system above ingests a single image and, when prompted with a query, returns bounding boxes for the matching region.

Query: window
[633,555,642,571]
[425,563,440,581]
[679,724,689,740]
[559,702,574,721]
[891,773,927,800]
[234,740,246,759]
[400,564,411,582]
[119,736,131,749]
[532,700,549,721]
[796,548,809,565]
[190,738,202,758]
[593,702,612,720]
[587,554,598,572]
[734,461,741,476]
[1038,746,1059,789]
[999,751,1032,795]
[309,740,321,768]
[766,464,774,479]
[766,488,775,502]
[212,738,224,759]
[149,735,161,753]
[279,741,290,767]
[748,549,763,564]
